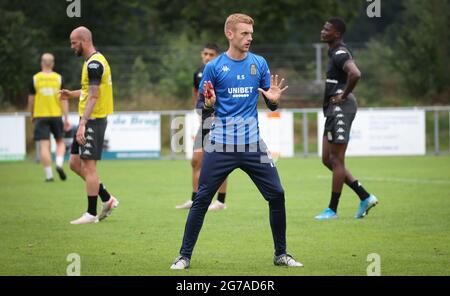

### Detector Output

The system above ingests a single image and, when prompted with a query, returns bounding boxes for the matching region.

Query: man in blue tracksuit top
[171,13,303,269]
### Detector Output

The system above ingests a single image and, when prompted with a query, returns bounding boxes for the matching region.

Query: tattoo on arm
[81,85,99,123]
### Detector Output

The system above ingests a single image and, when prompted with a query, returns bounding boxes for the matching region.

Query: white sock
[45,166,53,179]
[56,156,64,168]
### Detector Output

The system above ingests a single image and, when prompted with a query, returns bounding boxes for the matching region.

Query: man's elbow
[268,103,278,111]
[352,69,362,80]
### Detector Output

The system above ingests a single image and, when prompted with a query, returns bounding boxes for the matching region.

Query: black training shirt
[323,42,357,115]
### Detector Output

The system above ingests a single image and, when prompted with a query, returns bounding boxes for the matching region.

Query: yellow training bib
[32,72,63,117]
[79,52,114,118]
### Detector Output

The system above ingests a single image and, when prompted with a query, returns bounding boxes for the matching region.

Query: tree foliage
[390,0,449,98]
[0,0,447,107]
[0,9,40,107]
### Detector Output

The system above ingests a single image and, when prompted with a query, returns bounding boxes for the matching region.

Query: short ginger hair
[224,13,254,35]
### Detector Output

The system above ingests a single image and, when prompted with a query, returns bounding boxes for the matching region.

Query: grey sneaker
[175,200,193,210]
[274,254,303,267]
[98,196,119,221]
[170,256,190,270]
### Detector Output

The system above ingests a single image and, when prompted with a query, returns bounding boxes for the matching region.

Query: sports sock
[217,192,226,203]
[191,192,197,201]
[349,180,370,201]
[98,183,111,202]
[328,192,341,213]
[44,166,53,179]
[268,198,286,256]
[56,156,64,168]
[87,196,98,216]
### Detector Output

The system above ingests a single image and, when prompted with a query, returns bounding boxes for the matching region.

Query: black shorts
[70,118,107,160]
[33,117,64,141]
[324,112,355,144]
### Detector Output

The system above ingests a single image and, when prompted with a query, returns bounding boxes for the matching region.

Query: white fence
[0,106,449,162]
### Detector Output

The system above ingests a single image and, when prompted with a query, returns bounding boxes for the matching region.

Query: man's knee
[69,156,79,172]
[329,153,344,168]
[192,188,215,208]
[268,190,285,209]
[39,140,50,152]
[275,187,285,198]
[268,186,285,201]
[322,155,331,169]
[191,152,202,168]
[82,160,96,175]
[55,139,65,147]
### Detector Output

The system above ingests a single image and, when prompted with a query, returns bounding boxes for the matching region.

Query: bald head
[70,26,92,43]
[40,53,54,71]
[70,26,95,58]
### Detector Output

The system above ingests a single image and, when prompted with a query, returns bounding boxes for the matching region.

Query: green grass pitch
[0,156,449,275]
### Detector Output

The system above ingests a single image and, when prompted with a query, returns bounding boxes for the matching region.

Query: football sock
[55,156,64,168]
[191,192,197,201]
[268,198,286,256]
[328,192,341,213]
[98,183,111,202]
[349,180,370,201]
[87,196,98,216]
[217,192,226,203]
[44,166,53,180]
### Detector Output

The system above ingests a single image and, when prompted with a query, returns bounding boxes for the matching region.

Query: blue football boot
[315,208,338,220]
[355,195,379,219]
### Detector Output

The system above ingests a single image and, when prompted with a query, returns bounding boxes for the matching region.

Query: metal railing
[1,106,449,161]
[288,106,450,157]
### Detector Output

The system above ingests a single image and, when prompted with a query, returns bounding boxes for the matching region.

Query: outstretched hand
[59,89,72,100]
[258,74,288,104]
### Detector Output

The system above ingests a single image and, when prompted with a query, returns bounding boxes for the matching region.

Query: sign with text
[318,110,426,156]
[0,115,26,161]
[52,113,161,159]
[104,113,161,159]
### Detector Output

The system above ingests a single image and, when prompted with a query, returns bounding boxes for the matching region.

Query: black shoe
[56,166,67,181]
[45,178,54,182]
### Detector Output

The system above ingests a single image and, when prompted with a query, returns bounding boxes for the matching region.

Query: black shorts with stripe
[33,117,64,141]
[324,110,355,144]
[70,118,107,160]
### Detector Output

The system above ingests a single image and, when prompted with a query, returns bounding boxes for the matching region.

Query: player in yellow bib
[28,53,70,182]
[60,26,119,225]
